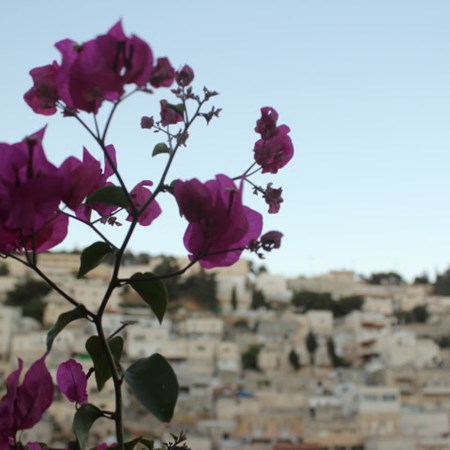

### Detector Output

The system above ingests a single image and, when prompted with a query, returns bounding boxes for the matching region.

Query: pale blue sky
[1,1,449,280]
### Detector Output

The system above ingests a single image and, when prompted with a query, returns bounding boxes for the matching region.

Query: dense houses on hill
[1,253,450,450]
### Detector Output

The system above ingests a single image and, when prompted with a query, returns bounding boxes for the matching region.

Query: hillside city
[2,252,450,450]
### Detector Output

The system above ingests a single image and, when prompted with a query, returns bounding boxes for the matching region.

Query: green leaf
[46,304,89,352]
[85,335,124,391]
[73,403,103,450]
[86,185,130,208]
[129,272,168,324]
[123,437,154,450]
[166,102,185,116]
[140,438,155,450]
[78,241,114,278]
[124,437,143,450]
[152,143,171,157]
[124,353,178,422]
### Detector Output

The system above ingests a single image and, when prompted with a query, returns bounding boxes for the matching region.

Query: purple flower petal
[16,355,54,430]
[57,358,88,405]
[174,174,263,268]
[126,180,162,226]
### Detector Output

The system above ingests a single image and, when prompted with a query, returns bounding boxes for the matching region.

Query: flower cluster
[254,106,294,174]
[174,175,262,268]
[0,128,68,254]
[24,21,190,118]
[0,356,53,449]
[25,21,153,114]
[0,132,160,254]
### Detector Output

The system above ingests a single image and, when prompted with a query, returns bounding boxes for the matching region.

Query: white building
[379,331,441,369]
[254,273,292,304]
[358,386,401,437]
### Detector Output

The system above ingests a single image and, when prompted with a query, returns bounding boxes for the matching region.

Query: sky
[0,1,449,281]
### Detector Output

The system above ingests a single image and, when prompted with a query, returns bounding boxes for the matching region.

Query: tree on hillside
[413,273,430,285]
[251,289,267,310]
[291,291,362,317]
[292,291,333,311]
[242,344,262,371]
[333,295,364,317]
[364,272,405,286]
[327,337,349,368]
[6,279,52,323]
[231,286,238,311]
[305,331,318,366]
[288,349,301,371]
[434,268,450,295]
[412,305,429,323]
[395,305,429,324]
[0,262,9,276]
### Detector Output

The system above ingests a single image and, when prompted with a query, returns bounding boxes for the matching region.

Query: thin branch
[107,321,137,340]
[93,114,101,140]
[101,88,139,142]
[232,161,260,181]
[7,253,90,316]
[118,246,248,285]
[62,211,118,250]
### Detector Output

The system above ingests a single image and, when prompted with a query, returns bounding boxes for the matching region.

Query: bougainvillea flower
[255,106,279,140]
[25,213,69,252]
[126,180,162,226]
[260,230,283,251]
[0,129,62,220]
[254,125,294,174]
[57,359,88,405]
[0,356,54,448]
[55,21,153,113]
[27,443,43,450]
[253,107,294,174]
[174,174,262,268]
[263,183,283,214]
[96,444,117,450]
[160,100,184,127]
[0,224,21,255]
[107,21,154,86]
[60,147,103,211]
[150,57,175,88]
[23,62,60,115]
[5,177,64,233]
[55,38,119,113]
[0,128,68,253]
[176,64,195,87]
[140,116,154,129]
[72,144,118,221]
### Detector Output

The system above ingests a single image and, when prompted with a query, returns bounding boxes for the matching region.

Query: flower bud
[141,116,154,129]
[176,64,195,87]
[263,183,284,214]
[150,57,176,88]
[260,231,283,251]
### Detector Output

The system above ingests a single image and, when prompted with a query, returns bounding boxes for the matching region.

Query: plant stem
[93,316,124,448]
[73,87,215,450]
[62,211,118,250]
